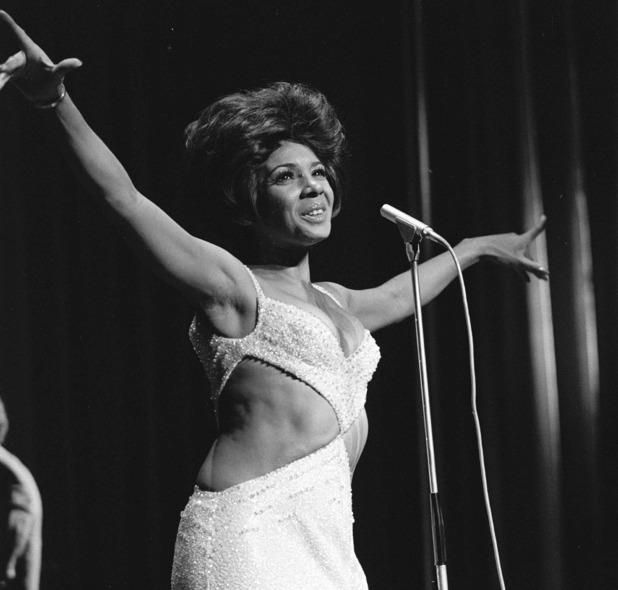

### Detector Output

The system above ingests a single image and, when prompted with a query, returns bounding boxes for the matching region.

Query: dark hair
[184,82,346,226]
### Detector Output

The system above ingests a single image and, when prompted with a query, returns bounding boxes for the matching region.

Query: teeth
[303,207,325,216]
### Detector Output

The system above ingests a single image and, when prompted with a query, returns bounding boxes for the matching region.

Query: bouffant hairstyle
[184,82,346,226]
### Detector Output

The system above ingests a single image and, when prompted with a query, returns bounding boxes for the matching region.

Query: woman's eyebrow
[265,160,324,179]
[269,162,298,170]
[269,160,323,171]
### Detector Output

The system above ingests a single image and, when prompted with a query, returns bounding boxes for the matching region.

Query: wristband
[33,84,66,110]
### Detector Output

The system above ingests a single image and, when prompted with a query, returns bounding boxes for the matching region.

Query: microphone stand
[396,221,448,590]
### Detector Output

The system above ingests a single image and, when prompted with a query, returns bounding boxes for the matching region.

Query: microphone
[380,204,442,243]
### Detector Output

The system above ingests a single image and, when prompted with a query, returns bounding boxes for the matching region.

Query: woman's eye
[312,167,327,177]
[273,170,294,183]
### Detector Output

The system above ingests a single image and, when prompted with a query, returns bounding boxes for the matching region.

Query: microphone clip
[394,220,424,263]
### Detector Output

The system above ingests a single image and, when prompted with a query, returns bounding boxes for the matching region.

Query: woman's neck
[253,241,312,284]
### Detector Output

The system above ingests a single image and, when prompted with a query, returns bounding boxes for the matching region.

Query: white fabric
[171,437,368,590]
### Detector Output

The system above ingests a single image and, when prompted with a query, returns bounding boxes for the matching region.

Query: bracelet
[32,84,67,110]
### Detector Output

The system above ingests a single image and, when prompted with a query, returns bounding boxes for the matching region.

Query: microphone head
[380,204,430,232]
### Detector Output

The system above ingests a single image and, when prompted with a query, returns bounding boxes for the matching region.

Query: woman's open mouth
[299,204,328,222]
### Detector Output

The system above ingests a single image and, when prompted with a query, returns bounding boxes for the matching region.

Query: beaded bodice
[188,267,380,433]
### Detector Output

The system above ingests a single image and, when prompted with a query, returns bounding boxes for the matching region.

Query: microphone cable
[379,203,507,587]
[432,234,507,590]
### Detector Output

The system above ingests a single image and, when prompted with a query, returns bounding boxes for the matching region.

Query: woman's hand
[469,215,549,282]
[0,11,81,104]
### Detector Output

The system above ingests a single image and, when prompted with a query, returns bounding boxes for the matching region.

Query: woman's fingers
[486,238,549,281]
[0,50,82,86]
[0,50,26,90]
[522,215,547,243]
[53,57,83,78]
[519,255,549,280]
[0,11,36,50]
[0,50,26,73]
[0,14,82,100]
[0,51,27,91]
[520,216,549,279]
[0,12,53,68]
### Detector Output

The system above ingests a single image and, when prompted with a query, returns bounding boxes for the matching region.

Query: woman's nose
[301,176,323,196]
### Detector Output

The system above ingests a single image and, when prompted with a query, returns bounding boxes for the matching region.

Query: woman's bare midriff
[195,358,367,491]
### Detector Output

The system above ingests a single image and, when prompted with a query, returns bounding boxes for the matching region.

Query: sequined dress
[171,267,380,590]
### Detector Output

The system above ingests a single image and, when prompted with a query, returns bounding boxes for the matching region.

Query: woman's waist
[197,407,368,492]
[196,426,344,492]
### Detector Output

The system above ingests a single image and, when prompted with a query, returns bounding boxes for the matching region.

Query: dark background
[0,1,616,588]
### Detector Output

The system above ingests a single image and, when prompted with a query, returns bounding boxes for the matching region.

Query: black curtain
[0,2,615,589]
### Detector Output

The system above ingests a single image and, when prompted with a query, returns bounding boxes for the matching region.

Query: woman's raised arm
[327,217,549,332]
[0,11,252,313]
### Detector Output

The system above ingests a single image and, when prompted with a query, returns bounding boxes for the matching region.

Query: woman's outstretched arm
[325,217,549,332]
[0,12,253,320]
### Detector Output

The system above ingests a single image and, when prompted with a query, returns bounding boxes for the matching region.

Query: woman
[0,11,548,589]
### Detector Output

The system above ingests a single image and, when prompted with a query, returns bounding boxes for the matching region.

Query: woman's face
[254,141,335,249]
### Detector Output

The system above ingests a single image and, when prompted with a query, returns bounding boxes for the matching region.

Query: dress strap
[243,265,265,300]
[313,284,344,308]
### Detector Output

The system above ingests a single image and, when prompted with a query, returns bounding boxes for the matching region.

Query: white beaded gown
[171,267,380,590]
